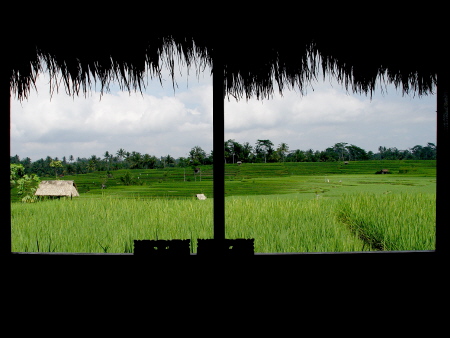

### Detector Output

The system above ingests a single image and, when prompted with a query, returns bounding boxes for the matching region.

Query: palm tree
[142,154,157,169]
[378,146,386,160]
[128,151,142,169]
[256,139,274,163]
[87,160,97,173]
[165,154,175,167]
[104,151,111,171]
[277,142,289,163]
[116,148,126,162]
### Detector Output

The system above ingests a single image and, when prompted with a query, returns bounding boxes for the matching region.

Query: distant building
[35,180,79,198]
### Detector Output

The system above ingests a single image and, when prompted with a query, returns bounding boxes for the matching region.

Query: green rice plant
[11,189,436,253]
[225,196,368,252]
[336,193,435,251]
[11,195,369,253]
[11,197,214,253]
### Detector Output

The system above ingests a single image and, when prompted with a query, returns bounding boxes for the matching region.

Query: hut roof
[34,180,79,197]
[5,6,445,101]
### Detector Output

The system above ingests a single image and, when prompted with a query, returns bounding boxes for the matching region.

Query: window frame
[3,57,448,261]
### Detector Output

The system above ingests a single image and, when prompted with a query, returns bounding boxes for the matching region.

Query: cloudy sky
[11,62,437,162]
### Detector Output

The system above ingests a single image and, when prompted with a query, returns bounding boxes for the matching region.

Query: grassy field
[10,160,436,253]
[336,193,435,251]
[11,197,369,253]
[11,160,434,201]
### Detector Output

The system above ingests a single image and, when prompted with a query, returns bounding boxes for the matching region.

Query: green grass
[16,160,431,202]
[251,160,436,177]
[225,175,435,198]
[336,193,435,251]
[11,189,436,253]
[11,197,214,253]
[225,196,369,252]
[10,161,436,253]
[13,160,432,202]
[11,196,370,253]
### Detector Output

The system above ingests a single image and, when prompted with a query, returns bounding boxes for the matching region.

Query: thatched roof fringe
[8,34,438,101]
[9,36,212,101]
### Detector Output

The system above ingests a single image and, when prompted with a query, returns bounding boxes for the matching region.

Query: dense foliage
[10,163,40,203]
[10,140,436,177]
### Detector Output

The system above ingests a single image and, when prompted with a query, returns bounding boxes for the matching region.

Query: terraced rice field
[10,161,436,253]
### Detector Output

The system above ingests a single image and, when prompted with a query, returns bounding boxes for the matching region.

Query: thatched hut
[34,180,79,198]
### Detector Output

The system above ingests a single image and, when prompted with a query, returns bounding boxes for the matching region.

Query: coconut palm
[116,148,126,162]
[277,142,289,163]
[165,154,175,166]
[104,151,111,171]
[255,139,274,163]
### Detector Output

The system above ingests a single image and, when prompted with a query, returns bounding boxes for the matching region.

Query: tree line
[10,140,436,177]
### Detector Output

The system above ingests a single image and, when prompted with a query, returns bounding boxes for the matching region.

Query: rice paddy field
[10,160,436,253]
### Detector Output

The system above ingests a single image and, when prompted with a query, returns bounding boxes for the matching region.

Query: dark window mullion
[212,47,225,242]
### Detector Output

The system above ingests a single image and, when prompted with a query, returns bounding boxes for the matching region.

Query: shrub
[119,171,135,186]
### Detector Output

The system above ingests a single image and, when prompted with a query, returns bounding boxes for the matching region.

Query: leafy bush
[119,171,135,186]
[10,164,40,203]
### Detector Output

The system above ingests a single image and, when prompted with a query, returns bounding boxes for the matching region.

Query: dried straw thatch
[34,181,79,198]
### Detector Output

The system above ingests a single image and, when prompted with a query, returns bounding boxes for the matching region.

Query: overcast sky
[11,62,437,162]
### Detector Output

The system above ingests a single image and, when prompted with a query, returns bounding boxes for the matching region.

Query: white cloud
[224,79,436,152]
[11,71,214,160]
[11,65,436,161]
